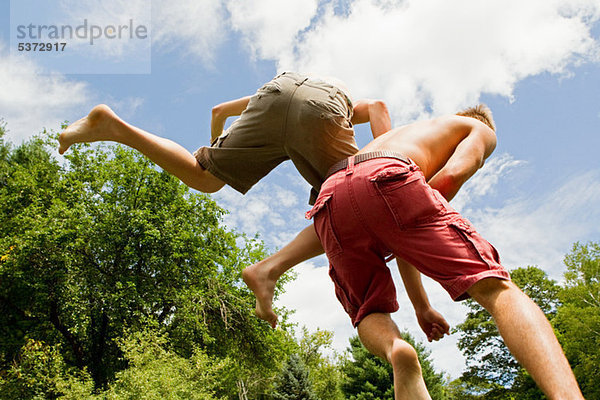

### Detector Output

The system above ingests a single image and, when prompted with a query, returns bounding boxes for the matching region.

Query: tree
[298,328,345,400]
[102,329,230,400]
[453,266,560,398]
[553,242,600,398]
[0,128,295,398]
[272,353,317,400]
[0,339,96,400]
[341,333,447,400]
[341,335,394,400]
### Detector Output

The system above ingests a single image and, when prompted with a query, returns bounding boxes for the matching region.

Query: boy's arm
[427,118,497,201]
[397,258,450,342]
[210,96,252,143]
[351,99,392,139]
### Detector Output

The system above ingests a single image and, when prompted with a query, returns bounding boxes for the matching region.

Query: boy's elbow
[432,169,470,200]
[211,104,224,118]
[436,175,460,200]
[446,171,465,192]
[448,166,480,193]
[368,99,388,112]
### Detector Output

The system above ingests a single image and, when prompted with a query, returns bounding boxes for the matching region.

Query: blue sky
[1,0,599,379]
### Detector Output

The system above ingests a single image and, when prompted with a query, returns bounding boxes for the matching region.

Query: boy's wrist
[413,302,432,314]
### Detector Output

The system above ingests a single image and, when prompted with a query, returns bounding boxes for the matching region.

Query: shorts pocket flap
[448,218,501,265]
[257,81,281,94]
[305,194,332,220]
[449,218,475,234]
[306,99,347,118]
[210,130,231,147]
[369,166,410,182]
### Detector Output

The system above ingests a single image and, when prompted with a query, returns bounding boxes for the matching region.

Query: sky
[1,0,599,380]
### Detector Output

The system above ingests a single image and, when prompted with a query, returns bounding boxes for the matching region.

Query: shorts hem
[448,269,511,301]
[352,300,399,328]
[194,147,253,195]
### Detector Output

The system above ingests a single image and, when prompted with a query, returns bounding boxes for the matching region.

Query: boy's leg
[357,313,432,400]
[242,224,324,327]
[59,104,225,193]
[467,278,584,400]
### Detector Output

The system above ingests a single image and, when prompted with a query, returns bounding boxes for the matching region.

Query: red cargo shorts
[306,153,511,327]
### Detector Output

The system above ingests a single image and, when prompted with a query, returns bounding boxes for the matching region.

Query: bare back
[358,115,497,181]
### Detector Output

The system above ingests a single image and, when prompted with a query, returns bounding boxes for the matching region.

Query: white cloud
[226,0,319,60]
[213,166,310,249]
[277,257,471,378]
[0,41,90,142]
[106,96,146,120]
[470,169,600,278]
[275,186,299,208]
[452,153,525,213]
[275,0,599,121]
[277,260,356,354]
[453,156,600,278]
[152,0,227,64]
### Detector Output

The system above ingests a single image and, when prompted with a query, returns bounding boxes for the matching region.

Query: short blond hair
[456,104,496,132]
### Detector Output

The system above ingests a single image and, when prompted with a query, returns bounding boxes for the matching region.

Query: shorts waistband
[275,71,353,110]
[326,151,411,179]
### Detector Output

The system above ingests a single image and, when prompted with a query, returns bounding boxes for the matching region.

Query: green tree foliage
[553,242,600,398]
[0,339,95,400]
[0,330,240,399]
[453,266,558,398]
[103,329,230,400]
[341,333,447,400]
[0,129,294,398]
[298,328,345,400]
[446,375,544,400]
[272,353,317,400]
[341,335,394,400]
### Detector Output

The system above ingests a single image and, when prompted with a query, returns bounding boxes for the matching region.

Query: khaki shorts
[194,72,359,204]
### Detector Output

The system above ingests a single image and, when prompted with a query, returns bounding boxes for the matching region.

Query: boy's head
[456,104,496,132]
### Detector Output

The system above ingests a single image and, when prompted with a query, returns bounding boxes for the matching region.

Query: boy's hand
[416,307,450,342]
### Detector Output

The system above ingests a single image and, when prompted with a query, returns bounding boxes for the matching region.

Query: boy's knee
[468,278,517,310]
[469,277,512,297]
[389,339,421,374]
[191,168,225,193]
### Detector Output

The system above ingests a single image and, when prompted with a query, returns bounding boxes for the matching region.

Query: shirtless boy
[304,105,583,399]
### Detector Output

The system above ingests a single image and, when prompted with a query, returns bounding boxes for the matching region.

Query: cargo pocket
[306,98,352,132]
[306,194,343,257]
[448,219,501,266]
[371,167,443,228]
[211,130,231,147]
[329,266,357,316]
[255,81,281,99]
[370,166,412,191]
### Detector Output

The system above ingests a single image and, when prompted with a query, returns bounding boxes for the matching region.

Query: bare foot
[242,259,279,328]
[58,104,120,154]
